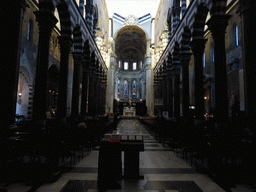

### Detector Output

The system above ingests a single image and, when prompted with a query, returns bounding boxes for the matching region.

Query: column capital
[206,15,232,37]
[34,10,58,36]
[58,36,73,51]
[72,52,85,65]
[238,0,256,14]
[179,52,192,67]
[19,0,29,10]
[190,39,207,54]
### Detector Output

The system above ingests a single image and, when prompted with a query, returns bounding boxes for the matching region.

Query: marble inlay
[69,168,197,174]
[143,181,203,192]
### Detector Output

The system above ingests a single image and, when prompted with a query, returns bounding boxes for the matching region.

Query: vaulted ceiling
[115,26,147,63]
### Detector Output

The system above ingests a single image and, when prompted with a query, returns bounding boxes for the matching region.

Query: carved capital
[190,39,207,55]
[206,15,232,39]
[34,10,58,36]
[72,52,85,65]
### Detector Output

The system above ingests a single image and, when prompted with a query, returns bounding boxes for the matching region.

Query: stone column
[57,36,73,121]
[80,58,90,116]
[166,54,173,118]
[167,10,172,40]
[146,57,153,114]
[71,52,84,117]
[167,74,174,118]
[79,0,84,16]
[173,69,181,120]
[239,0,256,131]
[172,43,181,120]
[88,58,96,116]
[85,3,94,31]
[106,57,115,113]
[207,15,231,128]
[172,6,181,32]
[33,10,58,122]
[181,0,187,17]
[162,62,168,111]
[1,0,28,128]
[95,62,101,115]
[190,39,207,123]
[179,54,192,120]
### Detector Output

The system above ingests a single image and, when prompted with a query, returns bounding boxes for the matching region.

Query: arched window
[233,25,239,47]
[140,61,142,69]
[27,20,33,41]
[124,62,128,70]
[119,61,121,68]
[132,80,136,98]
[203,52,206,67]
[124,80,128,98]
[133,62,137,70]
[117,79,120,98]
[211,45,214,62]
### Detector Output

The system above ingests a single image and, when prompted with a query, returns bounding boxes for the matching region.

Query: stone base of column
[215,122,229,129]
[194,119,205,125]
[32,119,47,128]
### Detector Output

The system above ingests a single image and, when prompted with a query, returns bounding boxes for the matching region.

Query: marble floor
[2,119,255,192]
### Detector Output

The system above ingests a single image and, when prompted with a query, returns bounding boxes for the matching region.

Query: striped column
[191,39,207,123]
[207,14,231,128]
[85,4,94,31]
[162,61,168,111]
[167,53,173,118]
[79,0,84,16]
[71,52,84,117]
[172,42,181,120]
[27,85,34,120]
[167,8,172,40]
[172,6,181,32]
[239,0,256,133]
[181,0,186,17]
[92,19,98,39]
[179,27,191,121]
[56,36,73,121]
[33,9,57,122]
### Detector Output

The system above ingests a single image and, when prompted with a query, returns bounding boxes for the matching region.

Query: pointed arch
[56,0,72,37]
[92,4,98,39]
[181,26,191,54]
[210,0,227,16]
[192,3,209,40]
[172,42,180,65]
[73,24,83,52]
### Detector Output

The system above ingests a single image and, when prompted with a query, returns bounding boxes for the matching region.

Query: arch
[192,3,209,40]
[181,26,191,54]
[92,4,99,39]
[167,52,173,71]
[210,0,227,16]
[114,25,149,40]
[48,64,60,84]
[73,24,83,52]
[56,0,72,37]
[90,51,96,67]
[172,42,180,65]
[83,40,91,68]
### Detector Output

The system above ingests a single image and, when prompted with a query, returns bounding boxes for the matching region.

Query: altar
[123,107,136,116]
